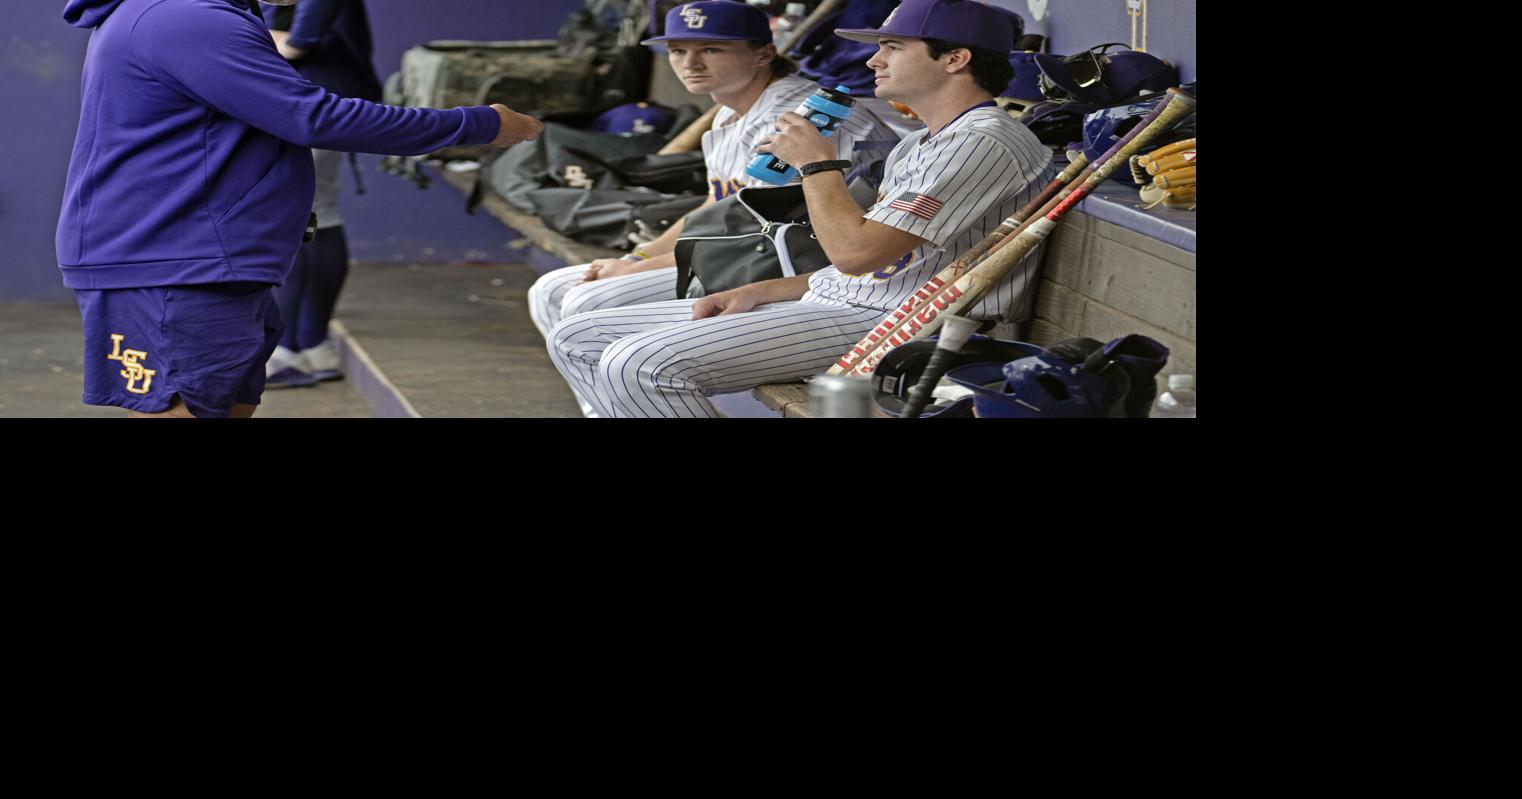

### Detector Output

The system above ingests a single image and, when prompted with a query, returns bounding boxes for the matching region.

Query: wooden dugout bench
[444,163,1196,419]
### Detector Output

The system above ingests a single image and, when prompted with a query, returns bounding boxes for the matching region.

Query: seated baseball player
[545,0,1055,418]
[527,0,899,347]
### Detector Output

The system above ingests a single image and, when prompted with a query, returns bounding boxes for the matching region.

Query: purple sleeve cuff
[461,105,502,146]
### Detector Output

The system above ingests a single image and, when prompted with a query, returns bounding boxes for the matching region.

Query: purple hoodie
[58,0,504,289]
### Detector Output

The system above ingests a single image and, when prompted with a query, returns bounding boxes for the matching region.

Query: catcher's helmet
[946,337,1132,418]
[872,335,1043,418]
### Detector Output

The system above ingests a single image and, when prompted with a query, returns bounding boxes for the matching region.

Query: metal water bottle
[745,84,856,185]
[809,375,874,418]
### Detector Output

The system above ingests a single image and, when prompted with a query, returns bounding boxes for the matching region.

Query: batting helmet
[1091,333,1171,418]
[872,335,1044,418]
[1018,99,1097,147]
[1081,93,1196,185]
[1035,43,1178,106]
[945,337,1132,418]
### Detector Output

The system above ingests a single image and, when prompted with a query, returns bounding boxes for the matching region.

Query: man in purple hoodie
[58,0,543,418]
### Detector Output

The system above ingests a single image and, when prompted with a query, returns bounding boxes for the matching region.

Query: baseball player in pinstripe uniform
[527,1,899,350]
[546,0,1054,418]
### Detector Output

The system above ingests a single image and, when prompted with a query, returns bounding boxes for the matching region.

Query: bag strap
[674,241,693,301]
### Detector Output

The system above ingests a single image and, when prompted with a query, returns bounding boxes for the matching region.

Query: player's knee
[546,317,590,366]
[597,335,646,384]
[560,284,611,320]
[526,270,559,311]
[599,335,682,389]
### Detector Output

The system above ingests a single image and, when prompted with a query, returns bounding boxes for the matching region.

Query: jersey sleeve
[864,129,1028,247]
[132,0,500,155]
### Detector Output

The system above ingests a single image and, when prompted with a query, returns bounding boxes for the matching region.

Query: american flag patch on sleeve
[888,191,943,220]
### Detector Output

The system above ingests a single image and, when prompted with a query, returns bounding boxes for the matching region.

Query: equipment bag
[472,121,699,213]
[604,150,708,195]
[528,187,705,249]
[388,39,595,164]
[540,124,669,190]
[672,185,830,299]
[396,39,592,115]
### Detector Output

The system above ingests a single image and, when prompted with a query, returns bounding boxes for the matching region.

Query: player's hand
[754,112,835,169]
[691,287,758,320]
[490,104,544,147]
[577,257,640,284]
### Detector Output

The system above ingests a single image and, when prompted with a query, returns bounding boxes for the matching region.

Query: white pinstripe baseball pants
[546,298,883,418]
[527,264,681,339]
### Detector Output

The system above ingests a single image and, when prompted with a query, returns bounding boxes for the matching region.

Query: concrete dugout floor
[0,259,581,418]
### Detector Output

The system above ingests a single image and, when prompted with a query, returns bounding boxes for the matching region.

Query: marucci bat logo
[834,278,965,370]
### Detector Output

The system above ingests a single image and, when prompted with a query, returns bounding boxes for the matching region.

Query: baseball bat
[658,103,722,155]
[824,155,1090,377]
[837,88,1197,376]
[780,0,847,56]
[899,314,980,418]
[829,89,1190,377]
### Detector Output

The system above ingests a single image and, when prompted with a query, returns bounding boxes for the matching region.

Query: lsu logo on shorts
[106,333,157,394]
[710,177,744,201]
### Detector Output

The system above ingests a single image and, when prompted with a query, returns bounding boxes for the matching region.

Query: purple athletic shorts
[75,282,284,418]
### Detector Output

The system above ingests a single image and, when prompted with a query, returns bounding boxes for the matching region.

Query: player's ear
[942,46,972,75]
[752,42,777,69]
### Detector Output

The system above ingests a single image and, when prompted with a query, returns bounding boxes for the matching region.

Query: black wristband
[800,159,851,177]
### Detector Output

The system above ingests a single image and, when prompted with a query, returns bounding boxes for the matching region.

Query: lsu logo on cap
[881,5,900,27]
[106,333,157,395]
[681,4,707,29]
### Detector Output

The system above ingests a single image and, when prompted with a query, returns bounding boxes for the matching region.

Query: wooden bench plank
[751,383,815,418]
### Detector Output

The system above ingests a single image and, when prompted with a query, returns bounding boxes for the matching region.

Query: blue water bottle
[745,84,856,185]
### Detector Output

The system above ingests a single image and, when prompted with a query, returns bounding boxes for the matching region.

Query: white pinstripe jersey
[701,75,900,201]
[802,106,1056,323]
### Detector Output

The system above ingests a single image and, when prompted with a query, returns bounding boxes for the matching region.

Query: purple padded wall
[2,0,583,302]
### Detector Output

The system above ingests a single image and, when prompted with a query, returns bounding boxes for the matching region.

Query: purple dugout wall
[2,0,1193,302]
[2,0,582,302]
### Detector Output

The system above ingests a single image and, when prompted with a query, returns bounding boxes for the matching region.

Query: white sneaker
[265,346,318,388]
[266,345,304,378]
[300,340,342,381]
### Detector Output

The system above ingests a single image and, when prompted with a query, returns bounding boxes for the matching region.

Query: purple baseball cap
[592,102,676,135]
[835,0,1016,56]
[1034,46,1178,105]
[641,1,773,45]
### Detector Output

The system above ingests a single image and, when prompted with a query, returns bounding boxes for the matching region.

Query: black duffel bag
[673,185,830,299]
[472,120,705,213]
[604,151,708,195]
